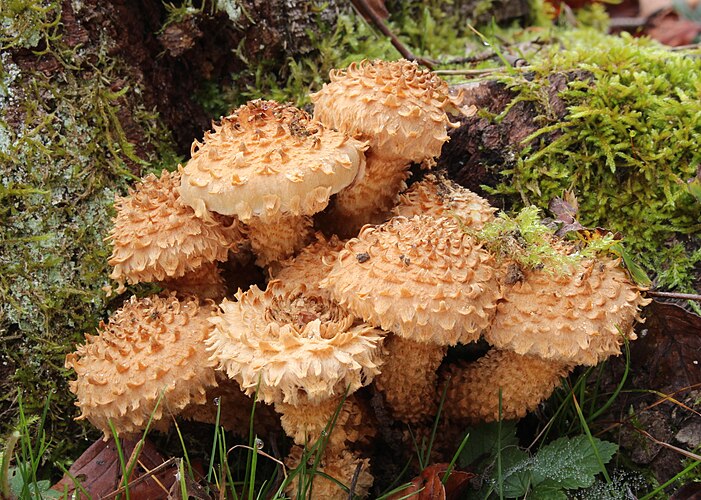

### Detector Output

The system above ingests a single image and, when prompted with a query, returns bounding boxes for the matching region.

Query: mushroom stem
[440,350,572,424]
[327,156,409,236]
[374,335,447,425]
[276,395,375,453]
[246,213,314,267]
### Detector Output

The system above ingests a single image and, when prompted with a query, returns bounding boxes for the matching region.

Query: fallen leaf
[387,463,474,500]
[632,301,701,391]
[51,437,177,499]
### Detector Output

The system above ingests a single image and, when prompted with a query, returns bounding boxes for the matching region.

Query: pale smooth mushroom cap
[65,293,219,438]
[179,100,367,223]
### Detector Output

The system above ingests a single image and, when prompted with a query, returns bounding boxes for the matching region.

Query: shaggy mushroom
[107,169,242,293]
[320,215,500,423]
[485,256,650,366]
[311,59,462,231]
[392,173,496,230]
[65,293,219,438]
[179,100,367,266]
[206,280,385,446]
[440,349,572,423]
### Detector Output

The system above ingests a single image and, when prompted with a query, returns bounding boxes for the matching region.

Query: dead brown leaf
[632,301,701,391]
[387,464,474,500]
[51,437,177,499]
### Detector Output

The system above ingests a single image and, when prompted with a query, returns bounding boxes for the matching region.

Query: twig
[351,0,437,69]
[101,457,178,499]
[647,291,701,301]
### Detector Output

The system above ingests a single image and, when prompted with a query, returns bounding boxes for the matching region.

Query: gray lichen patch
[0,0,178,450]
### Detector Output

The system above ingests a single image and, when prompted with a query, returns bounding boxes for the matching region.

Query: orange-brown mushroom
[206,280,385,445]
[179,100,367,266]
[311,59,462,232]
[440,349,572,423]
[285,446,374,500]
[392,173,496,230]
[485,256,650,366]
[65,293,219,438]
[320,215,500,423]
[107,169,241,293]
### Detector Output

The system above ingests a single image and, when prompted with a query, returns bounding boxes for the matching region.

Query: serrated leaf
[531,436,618,490]
[458,421,519,467]
[531,483,568,500]
[499,447,532,498]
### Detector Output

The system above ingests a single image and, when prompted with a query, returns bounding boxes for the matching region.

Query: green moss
[490,30,701,291]
[0,0,178,461]
[462,205,618,274]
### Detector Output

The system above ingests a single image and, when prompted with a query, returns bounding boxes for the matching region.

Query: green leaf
[499,447,532,498]
[531,483,568,500]
[458,421,518,467]
[531,436,618,490]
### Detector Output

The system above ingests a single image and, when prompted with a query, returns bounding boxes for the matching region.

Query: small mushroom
[485,257,650,366]
[320,215,501,423]
[206,280,385,446]
[65,293,220,439]
[285,446,374,500]
[179,100,367,266]
[392,172,496,230]
[107,169,242,293]
[439,349,572,423]
[311,59,462,232]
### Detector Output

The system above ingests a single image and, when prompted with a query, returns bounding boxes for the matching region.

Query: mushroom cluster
[65,59,650,498]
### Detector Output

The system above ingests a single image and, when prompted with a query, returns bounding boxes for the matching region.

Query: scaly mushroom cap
[206,281,385,406]
[285,447,374,500]
[65,293,219,438]
[485,257,650,366]
[179,100,367,222]
[320,215,500,345]
[107,170,241,292]
[393,173,496,230]
[441,350,572,423]
[271,232,346,296]
[161,261,227,300]
[311,59,460,163]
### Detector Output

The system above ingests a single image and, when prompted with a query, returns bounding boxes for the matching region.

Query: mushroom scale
[320,215,500,346]
[206,280,385,407]
[485,257,650,366]
[271,232,346,298]
[65,293,220,439]
[161,261,227,300]
[393,173,497,230]
[107,170,241,292]
[440,350,572,423]
[311,59,461,163]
